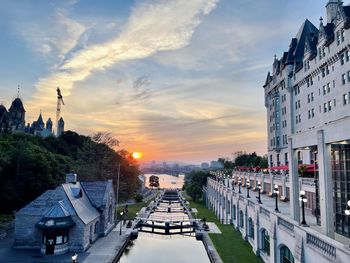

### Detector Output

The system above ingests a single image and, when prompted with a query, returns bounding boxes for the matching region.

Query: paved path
[0,223,133,263]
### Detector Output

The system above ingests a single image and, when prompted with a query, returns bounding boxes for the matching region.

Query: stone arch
[94,221,99,234]
[279,244,294,263]
[239,210,244,228]
[248,217,254,239]
[260,228,270,257]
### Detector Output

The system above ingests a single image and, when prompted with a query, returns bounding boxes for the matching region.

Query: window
[347,71,350,82]
[327,83,331,93]
[308,110,311,119]
[307,94,310,103]
[346,50,350,62]
[94,221,99,234]
[311,108,315,118]
[340,53,345,65]
[280,246,294,263]
[342,73,346,85]
[324,102,328,112]
[285,152,288,164]
[344,93,348,105]
[322,67,326,78]
[262,229,270,256]
[341,29,345,42]
[311,92,314,101]
[239,210,244,228]
[328,100,332,111]
[248,218,254,240]
[337,31,341,45]
[323,85,327,95]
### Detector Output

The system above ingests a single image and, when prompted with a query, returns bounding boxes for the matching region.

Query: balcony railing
[306,233,336,259]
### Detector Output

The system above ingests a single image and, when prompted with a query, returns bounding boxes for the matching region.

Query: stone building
[0,96,64,137]
[264,0,350,238]
[14,174,116,255]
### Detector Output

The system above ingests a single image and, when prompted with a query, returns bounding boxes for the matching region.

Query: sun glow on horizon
[132,152,143,159]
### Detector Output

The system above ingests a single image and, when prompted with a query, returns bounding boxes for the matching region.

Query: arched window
[94,221,99,234]
[232,205,236,220]
[239,210,244,228]
[261,229,270,256]
[248,218,254,240]
[108,205,113,223]
[280,245,294,263]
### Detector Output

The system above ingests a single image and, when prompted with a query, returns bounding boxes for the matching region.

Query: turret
[326,0,342,23]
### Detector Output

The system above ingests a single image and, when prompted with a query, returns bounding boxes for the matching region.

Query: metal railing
[306,233,336,259]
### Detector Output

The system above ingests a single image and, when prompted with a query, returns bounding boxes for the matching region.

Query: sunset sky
[0,0,328,163]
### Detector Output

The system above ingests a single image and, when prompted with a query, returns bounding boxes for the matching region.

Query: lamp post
[116,163,121,222]
[299,190,307,225]
[119,212,124,235]
[71,253,78,263]
[238,177,242,194]
[257,181,262,204]
[246,179,250,198]
[273,184,279,212]
[231,176,235,191]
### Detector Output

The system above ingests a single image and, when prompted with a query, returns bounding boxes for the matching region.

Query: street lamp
[231,176,235,191]
[345,200,350,215]
[299,190,308,226]
[119,212,124,235]
[238,177,242,194]
[71,253,78,263]
[246,179,250,198]
[257,181,262,204]
[273,184,279,212]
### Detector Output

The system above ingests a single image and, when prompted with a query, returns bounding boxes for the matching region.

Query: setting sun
[132,152,143,159]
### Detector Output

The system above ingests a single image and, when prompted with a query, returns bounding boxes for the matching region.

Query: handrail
[306,233,336,259]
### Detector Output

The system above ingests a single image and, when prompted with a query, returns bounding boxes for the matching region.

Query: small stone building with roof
[14,173,116,255]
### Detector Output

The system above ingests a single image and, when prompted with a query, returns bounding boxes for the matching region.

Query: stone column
[270,172,274,194]
[288,137,300,222]
[261,174,265,193]
[282,171,287,198]
[317,130,334,238]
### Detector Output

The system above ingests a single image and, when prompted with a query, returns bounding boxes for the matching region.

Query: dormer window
[71,187,83,198]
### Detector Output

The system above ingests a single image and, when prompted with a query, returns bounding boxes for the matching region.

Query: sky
[0,0,331,163]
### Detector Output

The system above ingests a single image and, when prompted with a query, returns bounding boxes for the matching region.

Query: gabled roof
[294,19,319,65]
[81,180,113,209]
[62,182,100,224]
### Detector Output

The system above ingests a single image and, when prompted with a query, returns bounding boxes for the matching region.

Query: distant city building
[210,161,223,169]
[0,95,64,137]
[201,162,209,169]
[14,174,116,255]
[264,0,350,239]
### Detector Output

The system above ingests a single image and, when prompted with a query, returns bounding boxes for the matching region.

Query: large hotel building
[205,1,350,262]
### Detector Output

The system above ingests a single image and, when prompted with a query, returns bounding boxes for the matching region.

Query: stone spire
[326,0,342,24]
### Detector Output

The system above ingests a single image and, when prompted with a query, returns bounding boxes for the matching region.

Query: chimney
[66,173,77,184]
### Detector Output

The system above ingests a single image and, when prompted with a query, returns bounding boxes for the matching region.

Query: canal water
[118,175,210,263]
[118,232,211,263]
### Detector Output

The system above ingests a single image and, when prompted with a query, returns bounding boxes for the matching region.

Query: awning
[36,216,75,229]
[269,165,289,171]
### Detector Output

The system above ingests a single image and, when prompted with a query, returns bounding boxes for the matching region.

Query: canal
[118,175,211,263]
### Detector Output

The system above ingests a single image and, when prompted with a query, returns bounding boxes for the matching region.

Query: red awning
[305,164,316,172]
[269,165,289,171]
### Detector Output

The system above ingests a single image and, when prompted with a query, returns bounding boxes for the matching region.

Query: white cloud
[30,0,219,107]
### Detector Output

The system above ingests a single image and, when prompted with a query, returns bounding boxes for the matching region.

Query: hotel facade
[204,1,350,262]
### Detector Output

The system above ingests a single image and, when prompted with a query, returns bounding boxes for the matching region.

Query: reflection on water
[118,232,210,263]
[143,173,184,189]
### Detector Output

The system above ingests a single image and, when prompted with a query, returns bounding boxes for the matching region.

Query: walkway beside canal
[0,223,133,263]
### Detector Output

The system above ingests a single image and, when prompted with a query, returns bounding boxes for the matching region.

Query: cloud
[18,8,85,60]
[30,0,219,110]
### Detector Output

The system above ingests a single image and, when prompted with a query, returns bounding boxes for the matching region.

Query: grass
[117,202,148,220]
[186,196,263,263]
